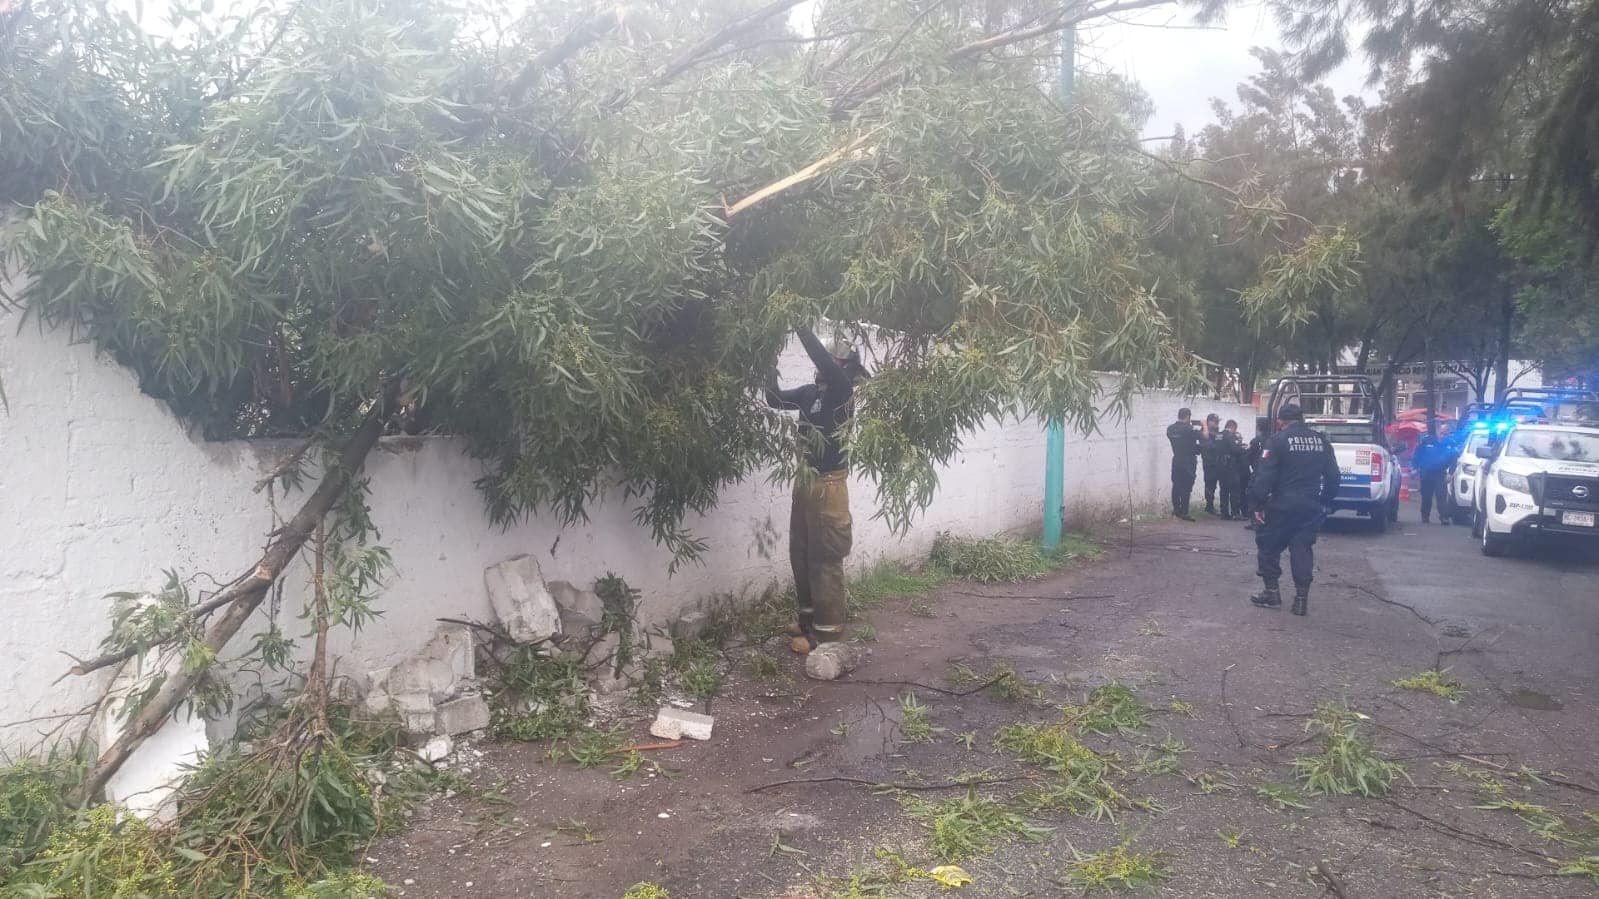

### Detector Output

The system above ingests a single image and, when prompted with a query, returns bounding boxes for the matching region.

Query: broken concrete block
[804,642,859,681]
[386,656,458,703]
[422,623,475,684]
[484,555,563,644]
[649,707,714,741]
[434,695,491,735]
[548,580,606,636]
[391,691,437,736]
[419,734,453,764]
[670,610,709,641]
[641,631,674,661]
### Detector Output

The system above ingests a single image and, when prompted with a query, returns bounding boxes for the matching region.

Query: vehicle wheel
[1471,508,1483,538]
[1481,517,1509,557]
[1372,508,1388,534]
[1387,495,1400,523]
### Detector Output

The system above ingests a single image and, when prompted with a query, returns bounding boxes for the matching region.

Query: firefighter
[1247,404,1342,616]
[766,327,868,653]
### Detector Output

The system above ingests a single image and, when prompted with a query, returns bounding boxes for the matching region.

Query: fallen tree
[1,0,1351,799]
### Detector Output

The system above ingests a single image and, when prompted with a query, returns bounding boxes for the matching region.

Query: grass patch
[1391,669,1466,702]
[490,648,591,741]
[671,636,724,699]
[1062,683,1149,736]
[1291,704,1406,797]
[745,652,783,681]
[898,693,942,743]
[1060,838,1170,892]
[930,533,1051,583]
[621,883,671,899]
[849,562,953,614]
[902,790,1050,862]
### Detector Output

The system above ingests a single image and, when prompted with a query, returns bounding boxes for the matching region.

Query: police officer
[1217,419,1246,520]
[1248,404,1341,616]
[1413,424,1453,525]
[1201,413,1224,514]
[1241,418,1268,530]
[1166,408,1201,521]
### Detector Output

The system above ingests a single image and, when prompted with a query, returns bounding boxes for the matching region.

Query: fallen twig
[848,677,1001,697]
[1313,859,1350,899]
[1219,664,1245,749]
[609,741,684,755]
[746,773,1029,794]
[1379,798,1548,859]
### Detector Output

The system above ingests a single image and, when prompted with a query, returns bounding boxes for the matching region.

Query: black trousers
[1419,471,1447,521]
[1256,502,1324,587]
[1239,470,1253,516]
[1219,468,1243,518]
[1203,463,1221,508]
[1171,460,1196,516]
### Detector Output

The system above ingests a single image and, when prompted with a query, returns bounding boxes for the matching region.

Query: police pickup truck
[1443,401,1546,525]
[1472,420,1599,556]
[1265,376,1402,533]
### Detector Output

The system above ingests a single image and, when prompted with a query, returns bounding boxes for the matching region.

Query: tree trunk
[1424,333,1437,437]
[1494,297,1514,401]
[69,384,398,807]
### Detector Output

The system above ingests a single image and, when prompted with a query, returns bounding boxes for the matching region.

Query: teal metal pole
[1042,23,1075,552]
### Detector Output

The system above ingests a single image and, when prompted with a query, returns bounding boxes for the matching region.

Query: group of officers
[1164,410,1265,524]
[1167,404,1342,618]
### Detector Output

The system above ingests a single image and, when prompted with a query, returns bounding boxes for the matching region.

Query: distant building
[1392,362,1542,418]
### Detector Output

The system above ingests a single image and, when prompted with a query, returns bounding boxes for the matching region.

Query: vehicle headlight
[1461,462,1477,476]
[1497,469,1530,493]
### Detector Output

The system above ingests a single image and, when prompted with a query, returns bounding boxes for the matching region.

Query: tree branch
[502,7,632,102]
[68,381,402,807]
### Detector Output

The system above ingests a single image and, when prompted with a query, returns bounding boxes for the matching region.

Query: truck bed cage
[1493,388,1599,424]
[1266,376,1389,429]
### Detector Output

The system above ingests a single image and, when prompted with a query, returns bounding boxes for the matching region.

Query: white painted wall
[0,311,1251,748]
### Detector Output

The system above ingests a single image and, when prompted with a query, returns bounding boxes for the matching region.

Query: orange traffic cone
[1399,469,1411,502]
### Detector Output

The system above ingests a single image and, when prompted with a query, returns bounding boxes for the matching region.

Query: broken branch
[68,381,401,807]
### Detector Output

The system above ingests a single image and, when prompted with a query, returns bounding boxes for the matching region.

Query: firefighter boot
[1249,579,1282,609]
[1291,584,1310,617]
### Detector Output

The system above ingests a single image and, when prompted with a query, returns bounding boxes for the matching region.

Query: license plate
[1563,511,1596,527]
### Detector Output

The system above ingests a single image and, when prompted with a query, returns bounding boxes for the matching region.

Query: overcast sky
[1081,2,1373,136]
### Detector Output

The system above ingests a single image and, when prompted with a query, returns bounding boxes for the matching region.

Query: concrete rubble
[362,622,490,741]
[649,707,714,741]
[483,554,563,644]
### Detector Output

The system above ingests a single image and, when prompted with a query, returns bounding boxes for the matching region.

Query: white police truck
[1265,376,1402,533]
[1472,420,1599,556]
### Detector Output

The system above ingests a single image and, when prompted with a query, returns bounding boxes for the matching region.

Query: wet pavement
[369,501,1599,898]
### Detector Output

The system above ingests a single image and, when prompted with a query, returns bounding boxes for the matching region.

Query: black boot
[1291,584,1309,616]
[1249,580,1281,609]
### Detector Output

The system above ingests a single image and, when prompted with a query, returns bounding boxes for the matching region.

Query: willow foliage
[2,0,1334,549]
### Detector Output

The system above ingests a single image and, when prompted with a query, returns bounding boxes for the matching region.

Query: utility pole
[1042,20,1076,552]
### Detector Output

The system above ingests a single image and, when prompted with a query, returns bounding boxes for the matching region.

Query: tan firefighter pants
[790,470,853,642]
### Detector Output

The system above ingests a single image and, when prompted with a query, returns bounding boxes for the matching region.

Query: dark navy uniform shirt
[1248,421,1341,510]
[1167,421,1201,468]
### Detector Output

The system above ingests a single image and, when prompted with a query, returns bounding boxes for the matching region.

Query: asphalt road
[374,499,1599,898]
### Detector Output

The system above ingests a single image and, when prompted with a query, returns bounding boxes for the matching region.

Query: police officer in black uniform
[1200,413,1224,514]
[1166,408,1201,521]
[1247,404,1341,616]
[1241,418,1268,530]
